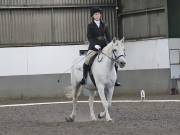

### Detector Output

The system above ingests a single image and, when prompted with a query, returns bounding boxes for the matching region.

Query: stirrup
[115,81,121,86]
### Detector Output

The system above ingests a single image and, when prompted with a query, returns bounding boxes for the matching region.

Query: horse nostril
[120,62,126,68]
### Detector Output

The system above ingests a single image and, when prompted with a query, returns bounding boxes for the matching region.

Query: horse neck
[101,43,115,69]
[102,43,113,57]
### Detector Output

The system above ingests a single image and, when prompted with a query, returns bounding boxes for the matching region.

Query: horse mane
[102,41,113,55]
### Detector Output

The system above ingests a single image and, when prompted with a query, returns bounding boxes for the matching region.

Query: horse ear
[121,37,125,43]
[112,37,116,43]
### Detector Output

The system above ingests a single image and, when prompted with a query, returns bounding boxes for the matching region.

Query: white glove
[95,45,101,50]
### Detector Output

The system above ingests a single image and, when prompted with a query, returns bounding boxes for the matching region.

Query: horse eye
[113,49,117,52]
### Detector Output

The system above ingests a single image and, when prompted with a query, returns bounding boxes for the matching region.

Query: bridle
[98,49,125,63]
[112,49,125,62]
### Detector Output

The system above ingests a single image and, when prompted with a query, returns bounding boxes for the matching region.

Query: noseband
[112,50,125,62]
[99,49,125,63]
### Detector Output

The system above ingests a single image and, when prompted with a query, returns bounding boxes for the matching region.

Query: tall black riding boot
[115,64,121,86]
[80,64,89,85]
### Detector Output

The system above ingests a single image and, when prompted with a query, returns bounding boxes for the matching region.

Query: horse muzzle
[119,61,126,68]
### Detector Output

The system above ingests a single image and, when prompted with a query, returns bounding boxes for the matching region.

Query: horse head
[111,37,126,68]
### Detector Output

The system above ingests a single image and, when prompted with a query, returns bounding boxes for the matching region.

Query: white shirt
[94,20,100,28]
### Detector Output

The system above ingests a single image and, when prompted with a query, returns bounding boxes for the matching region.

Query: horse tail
[65,65,82,99]
[65,65,75,99]
[65,86,74,99]
[65,82,82,99]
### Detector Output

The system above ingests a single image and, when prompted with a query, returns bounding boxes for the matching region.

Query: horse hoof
[65,117,74,122]
[106,119,112,122]
[98,113,105,119]
[106,118,113,122]
[91,118,97,121]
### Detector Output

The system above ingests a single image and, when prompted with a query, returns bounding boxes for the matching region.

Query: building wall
[0,38,172,98]
[169,38,180,79]
[0,0,116,46]
[122,39,169,70]
[0,45,87,76]
[167,0,180,38]
[118,0,168,39]
[0,39,169,76]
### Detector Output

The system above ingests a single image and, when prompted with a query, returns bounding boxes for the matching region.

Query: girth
[88,53,98,87]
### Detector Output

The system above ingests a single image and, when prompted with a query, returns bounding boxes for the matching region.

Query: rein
[98,50,124,63]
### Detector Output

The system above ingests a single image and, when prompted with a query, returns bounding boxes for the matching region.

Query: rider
[80,7,121,86]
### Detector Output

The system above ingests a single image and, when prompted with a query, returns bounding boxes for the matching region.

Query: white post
[140,89,145,101]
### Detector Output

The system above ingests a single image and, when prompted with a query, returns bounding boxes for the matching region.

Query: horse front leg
[98,111,106,119]
[88,91,97,121]
[106,86,114,113]
[97,85,112,121]
[98,87,114,120]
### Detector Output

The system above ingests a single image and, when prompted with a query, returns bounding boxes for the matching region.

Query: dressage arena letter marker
[141,89,145,101]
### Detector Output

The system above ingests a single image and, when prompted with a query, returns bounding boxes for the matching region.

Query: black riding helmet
[90,7,103,17]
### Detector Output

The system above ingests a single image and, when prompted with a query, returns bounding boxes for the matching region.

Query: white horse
[65,38,126,122]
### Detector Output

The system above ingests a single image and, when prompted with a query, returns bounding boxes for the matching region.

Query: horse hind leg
[65,83,83,122]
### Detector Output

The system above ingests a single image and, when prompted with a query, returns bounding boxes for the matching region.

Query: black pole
[117,0,123,39]
[114,0,119,38]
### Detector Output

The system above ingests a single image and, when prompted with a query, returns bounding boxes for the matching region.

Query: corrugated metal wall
[0,0,116,47]
[0,0,114,6]
[118,0,168,39]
